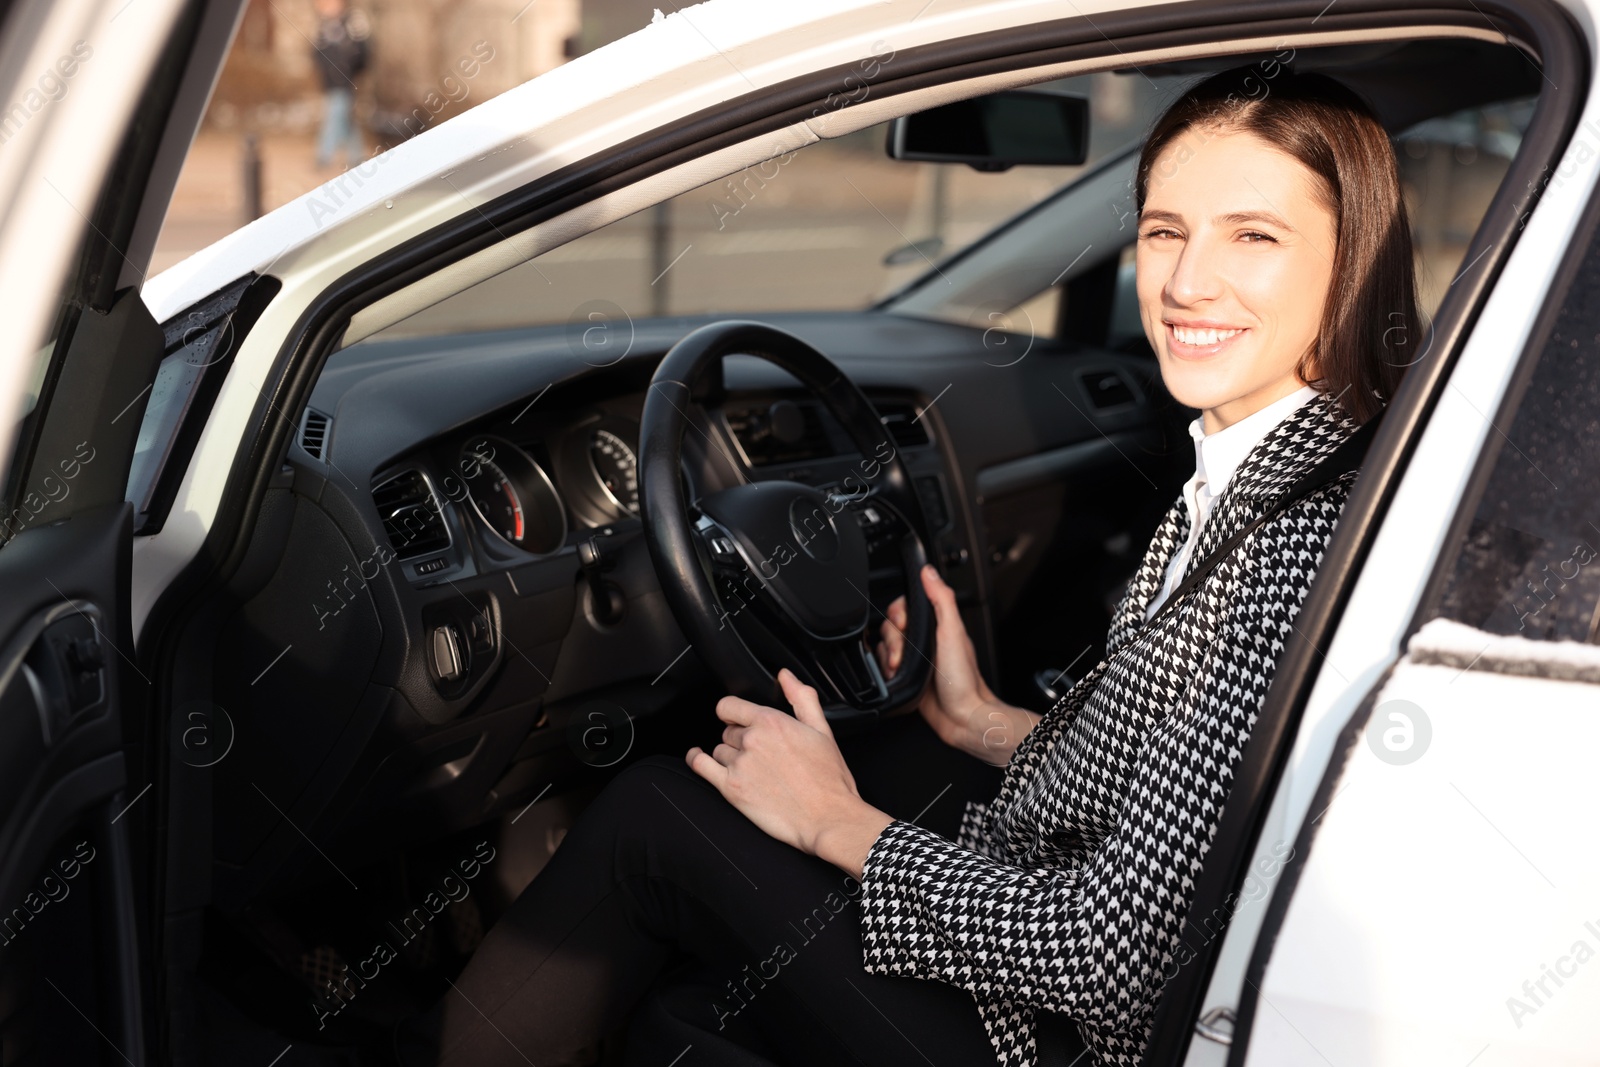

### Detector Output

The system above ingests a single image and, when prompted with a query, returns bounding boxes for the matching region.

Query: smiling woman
[1136,71,1419,428]
[384,64,1417,1067]
[1136,140,1338,431]
[857,70,1415,1064]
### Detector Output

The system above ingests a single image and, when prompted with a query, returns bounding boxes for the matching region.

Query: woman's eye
[1240,230,1278,243]
[1140,227,1182,241]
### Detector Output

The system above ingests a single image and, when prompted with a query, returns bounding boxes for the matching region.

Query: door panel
[0,502,143,1066]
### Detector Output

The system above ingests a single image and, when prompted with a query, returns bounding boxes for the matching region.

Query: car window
[363,72,1181,341]
[1432,187,1600,644]
[1399,97,1538,315]
[0,276,90,550]
[1104,244,1144,351]
[123,275,278,535]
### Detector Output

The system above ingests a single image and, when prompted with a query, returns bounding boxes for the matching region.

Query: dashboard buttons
[467,611,495,654]
[697,521,752,578]
[422,592,499,698]
[834,493,903,555]
[430,624,465,683]
[415,556,448,575]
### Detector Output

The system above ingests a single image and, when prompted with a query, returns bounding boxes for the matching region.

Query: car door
[0,2,247,1063]
[1130,3,1595,1063]
[1229,124,1600,1066]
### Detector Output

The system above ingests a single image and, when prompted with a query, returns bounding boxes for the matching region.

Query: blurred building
[210,0,581,142]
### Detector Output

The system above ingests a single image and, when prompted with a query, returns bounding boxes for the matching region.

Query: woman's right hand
[874,564,1041,767]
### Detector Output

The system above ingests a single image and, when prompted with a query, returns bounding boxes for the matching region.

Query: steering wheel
[639,321,937,724]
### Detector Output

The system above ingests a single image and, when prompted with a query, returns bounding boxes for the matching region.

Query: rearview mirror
[882,237,945,265]
[886,90,1089,171]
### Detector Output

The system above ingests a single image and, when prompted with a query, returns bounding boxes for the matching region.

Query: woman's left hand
[687,668,894,878]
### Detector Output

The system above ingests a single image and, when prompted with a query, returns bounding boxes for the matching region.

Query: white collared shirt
[1143,383,1320,620]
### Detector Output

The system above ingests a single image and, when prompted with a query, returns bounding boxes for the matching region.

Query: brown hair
[1135,66,1417,425]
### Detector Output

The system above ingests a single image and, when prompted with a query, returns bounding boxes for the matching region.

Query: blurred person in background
[312,0,371,170]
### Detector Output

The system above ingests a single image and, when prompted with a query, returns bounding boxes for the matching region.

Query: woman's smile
[1165,320,1248,357]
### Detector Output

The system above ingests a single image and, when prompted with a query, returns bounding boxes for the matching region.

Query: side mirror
[886,90,1089,172]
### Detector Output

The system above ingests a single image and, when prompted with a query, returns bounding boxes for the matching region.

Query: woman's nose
[1164,237,1225,305]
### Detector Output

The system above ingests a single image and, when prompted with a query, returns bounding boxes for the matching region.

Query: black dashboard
[207,310,1185,904]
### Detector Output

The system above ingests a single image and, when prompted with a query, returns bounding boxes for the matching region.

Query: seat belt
[1139,408,1385,634]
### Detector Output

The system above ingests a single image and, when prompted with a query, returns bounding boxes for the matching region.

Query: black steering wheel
[639,321,936,724]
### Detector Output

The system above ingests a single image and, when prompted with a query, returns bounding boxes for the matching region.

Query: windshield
[361,71,1536,346]
[365,72,1184,341]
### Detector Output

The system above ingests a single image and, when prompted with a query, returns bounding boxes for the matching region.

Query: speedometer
[588,429,640,516]
[556,415,643,527]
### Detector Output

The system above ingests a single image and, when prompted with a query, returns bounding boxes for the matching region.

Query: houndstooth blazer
[858,387,1364,1066]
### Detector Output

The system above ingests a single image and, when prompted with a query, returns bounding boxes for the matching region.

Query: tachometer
[588,429,640,516]
[460,436,566,554]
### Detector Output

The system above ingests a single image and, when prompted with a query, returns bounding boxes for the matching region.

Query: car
[1,0,1597,1064]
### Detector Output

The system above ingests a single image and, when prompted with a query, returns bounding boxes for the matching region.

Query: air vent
[725,401,835,465]
[1080,369,1137,410]
[371,470,450,559]
[875,401,931,449]
[300,409,331,459]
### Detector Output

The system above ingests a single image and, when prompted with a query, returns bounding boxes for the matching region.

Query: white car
[0,1,1596,1064]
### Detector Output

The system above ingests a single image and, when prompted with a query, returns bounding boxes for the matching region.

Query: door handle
[21,605,108,745]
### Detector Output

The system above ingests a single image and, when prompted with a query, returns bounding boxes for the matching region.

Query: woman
[405,65,1417,1066]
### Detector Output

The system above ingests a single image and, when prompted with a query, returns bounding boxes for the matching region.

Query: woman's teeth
[1171,325,1242,346]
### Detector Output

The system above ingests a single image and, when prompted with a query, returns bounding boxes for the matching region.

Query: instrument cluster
[447,410,643,561]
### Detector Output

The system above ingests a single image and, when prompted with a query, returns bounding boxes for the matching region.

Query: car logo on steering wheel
[789,495,839,562]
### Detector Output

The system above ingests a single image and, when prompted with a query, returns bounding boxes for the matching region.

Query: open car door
[0,2,248,1062]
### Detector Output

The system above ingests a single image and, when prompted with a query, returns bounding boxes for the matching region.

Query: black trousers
[420,712,1087,1067]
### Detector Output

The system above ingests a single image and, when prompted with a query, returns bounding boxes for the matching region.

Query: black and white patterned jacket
[858,388,1364,1065]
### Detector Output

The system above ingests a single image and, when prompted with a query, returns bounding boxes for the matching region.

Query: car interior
[133,31,1548,1065]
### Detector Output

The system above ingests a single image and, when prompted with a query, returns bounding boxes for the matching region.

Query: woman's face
[1135,128,1337,433]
